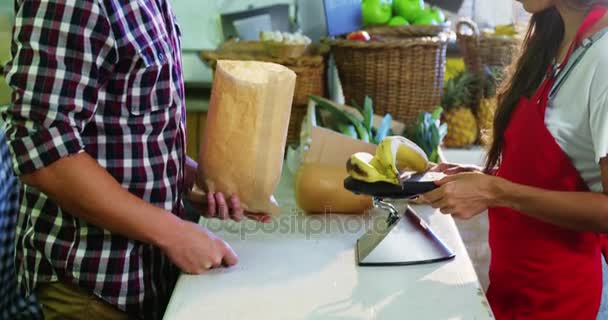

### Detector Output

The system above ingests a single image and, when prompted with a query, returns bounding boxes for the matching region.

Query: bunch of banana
[495,24,517,37]
[481,24,518,38]
[346,136,430,185]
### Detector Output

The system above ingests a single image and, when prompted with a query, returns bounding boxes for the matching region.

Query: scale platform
[344,173,456,266]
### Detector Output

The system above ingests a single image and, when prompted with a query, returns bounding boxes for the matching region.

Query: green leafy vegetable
[310,95,370,143]
[374,113,392,144]
[362,96,374,132]
[403,107,448,163]
[338,123,358,139]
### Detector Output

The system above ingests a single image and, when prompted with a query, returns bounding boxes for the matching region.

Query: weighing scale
[344,172,456,266]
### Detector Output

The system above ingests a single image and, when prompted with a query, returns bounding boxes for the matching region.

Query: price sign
[323,0,362,37]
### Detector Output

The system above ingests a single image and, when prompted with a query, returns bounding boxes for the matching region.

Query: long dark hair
[485,0,608,172]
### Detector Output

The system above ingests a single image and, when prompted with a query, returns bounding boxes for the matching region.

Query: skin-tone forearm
[426,158,608,232]
[493,178,608,232]
[20,152,181,248]
[494,158,608,232]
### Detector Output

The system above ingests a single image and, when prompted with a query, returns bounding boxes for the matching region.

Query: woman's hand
[429,162,483,175]
[420,172,501,220]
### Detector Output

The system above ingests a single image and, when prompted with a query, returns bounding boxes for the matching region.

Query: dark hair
[485,0,608,172]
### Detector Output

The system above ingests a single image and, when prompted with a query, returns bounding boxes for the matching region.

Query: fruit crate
[326,34,448,127]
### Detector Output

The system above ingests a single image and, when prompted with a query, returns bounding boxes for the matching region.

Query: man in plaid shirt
[1,1,268,319]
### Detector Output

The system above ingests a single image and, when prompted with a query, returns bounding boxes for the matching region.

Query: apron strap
[547,6,608,98]
[549,26,608,99]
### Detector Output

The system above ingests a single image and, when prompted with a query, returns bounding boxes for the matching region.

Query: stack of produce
[361,0,445,27]
[260,31,312,45]
[441,71,480,148]
[309,95,393,145]
[481,24,519,39]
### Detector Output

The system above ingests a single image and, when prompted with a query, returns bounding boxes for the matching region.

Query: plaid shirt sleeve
[1,0,117,176]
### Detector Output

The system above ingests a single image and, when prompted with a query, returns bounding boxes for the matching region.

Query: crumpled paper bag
[196,60,296,215]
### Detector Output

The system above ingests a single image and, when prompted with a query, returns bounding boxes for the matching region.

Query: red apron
[487,7,608,320]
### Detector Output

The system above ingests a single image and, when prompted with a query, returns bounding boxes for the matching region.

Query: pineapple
[477,66,504,136]
[441,71,479,148]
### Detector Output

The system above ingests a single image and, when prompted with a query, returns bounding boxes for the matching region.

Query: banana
[346,136,430,185]
[377,136,429,176]
[346,152,396,184]
[494,24,517,37]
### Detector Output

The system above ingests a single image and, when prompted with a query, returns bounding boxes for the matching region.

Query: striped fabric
[1,0,187,318]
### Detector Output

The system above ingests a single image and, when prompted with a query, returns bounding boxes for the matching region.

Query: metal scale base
[344,175,456,266]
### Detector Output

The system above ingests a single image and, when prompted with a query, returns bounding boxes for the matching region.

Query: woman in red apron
[422,1,608,319]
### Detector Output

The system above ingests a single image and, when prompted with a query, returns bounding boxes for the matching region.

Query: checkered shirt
[1,0,187,318]
[0,129,42,320]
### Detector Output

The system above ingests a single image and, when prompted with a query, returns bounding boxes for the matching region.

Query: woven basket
[364,23,450,38]
[456,19,521,75]
[201,41,328,145]
[328,35,448,125]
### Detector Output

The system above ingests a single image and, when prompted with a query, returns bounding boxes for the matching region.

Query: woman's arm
[494,157,608,232]
[424,157,608,232]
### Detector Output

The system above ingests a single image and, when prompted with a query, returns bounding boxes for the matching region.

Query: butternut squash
[295,163,372,214]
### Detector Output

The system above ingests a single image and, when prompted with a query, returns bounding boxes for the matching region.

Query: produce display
[362,0,446,27]
[259,31,312,45]
[441,71,480,148]
[403,107,448,163]
[346,136,429,185]
[309,95,393,145]
[197,60,295,216]
[481,24,519,38]
[295,163,373,214]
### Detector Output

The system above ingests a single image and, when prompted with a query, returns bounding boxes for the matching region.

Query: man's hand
[187,190,271,223]
[160,219,238,273]
[184,157,271,223]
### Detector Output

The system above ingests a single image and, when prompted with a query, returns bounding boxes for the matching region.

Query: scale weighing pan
[344,172,456,266]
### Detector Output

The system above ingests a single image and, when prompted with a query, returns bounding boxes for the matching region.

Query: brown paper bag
[196,60,296,216]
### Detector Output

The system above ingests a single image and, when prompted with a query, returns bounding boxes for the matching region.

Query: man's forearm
[21,152,181,247]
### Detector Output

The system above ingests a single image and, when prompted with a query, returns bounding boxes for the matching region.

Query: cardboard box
[300,98,406,167]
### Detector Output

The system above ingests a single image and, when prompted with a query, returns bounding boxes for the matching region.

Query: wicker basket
[201,40,328,145]
[328,35,448,125]
[364,23,450,38]
[456,19,521,75]
[264,42,309,59]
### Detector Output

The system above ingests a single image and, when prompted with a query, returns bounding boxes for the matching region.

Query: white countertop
[164,170,494,320]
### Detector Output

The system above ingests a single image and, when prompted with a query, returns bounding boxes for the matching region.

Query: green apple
[393,0,424,23]
[362,0,393,26]
[413,14,438,25]
[428,6,445,24]
[388,16,409,26]
[413,8,441,25]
